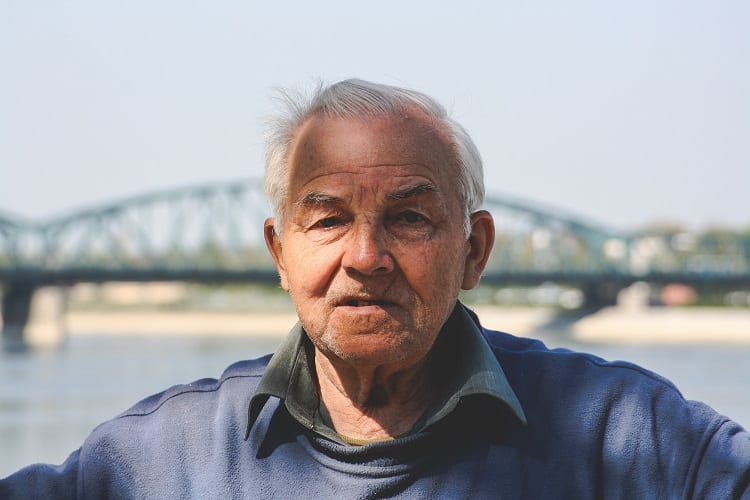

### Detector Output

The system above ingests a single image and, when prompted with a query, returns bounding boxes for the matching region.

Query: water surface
[1,332,748,478]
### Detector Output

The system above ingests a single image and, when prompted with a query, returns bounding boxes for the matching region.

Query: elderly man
[2,79,749,498]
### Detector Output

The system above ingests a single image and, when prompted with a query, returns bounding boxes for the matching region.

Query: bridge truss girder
[0,179,747,288]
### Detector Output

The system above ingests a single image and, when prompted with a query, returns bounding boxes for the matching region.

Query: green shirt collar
[245,302,526,443]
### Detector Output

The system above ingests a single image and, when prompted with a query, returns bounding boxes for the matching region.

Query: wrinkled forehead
[286,111,459,201]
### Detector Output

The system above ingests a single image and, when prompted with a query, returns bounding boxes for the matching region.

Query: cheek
[284,244,341,295]
[402,244,466,294]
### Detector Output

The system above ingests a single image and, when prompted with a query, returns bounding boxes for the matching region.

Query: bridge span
[1,179,748,348]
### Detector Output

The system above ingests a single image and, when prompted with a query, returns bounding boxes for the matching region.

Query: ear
[264,218,289,291]
[461,210,495,290]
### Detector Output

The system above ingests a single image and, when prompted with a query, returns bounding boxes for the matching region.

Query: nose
[341,221,394,276]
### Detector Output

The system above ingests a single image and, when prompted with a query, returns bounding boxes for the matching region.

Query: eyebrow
[386,182,439,201]
[296,192,342,208]
[295,182,439,208]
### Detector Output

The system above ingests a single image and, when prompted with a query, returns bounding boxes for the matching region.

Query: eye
[398,211,425,224]
[389,209,435,239]
[315,216,344,229]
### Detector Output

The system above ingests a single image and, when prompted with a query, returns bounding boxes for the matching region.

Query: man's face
[266,112,489,369]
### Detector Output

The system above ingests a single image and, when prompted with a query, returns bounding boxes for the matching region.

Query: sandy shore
[63,306,750,345]
[469,306,750,344]
[573,307,750,344]
[67,311,299,337]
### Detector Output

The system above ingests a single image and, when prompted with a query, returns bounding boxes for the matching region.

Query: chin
[322,332,429,368]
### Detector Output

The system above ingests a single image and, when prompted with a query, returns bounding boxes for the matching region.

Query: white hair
[263,79,484,234]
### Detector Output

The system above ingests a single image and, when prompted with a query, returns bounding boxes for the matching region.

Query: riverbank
[63,306,750,344]
[472,306,750,344]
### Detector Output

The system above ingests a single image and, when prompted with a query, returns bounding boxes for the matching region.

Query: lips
[344,299,388,307]
[337,295,395,308]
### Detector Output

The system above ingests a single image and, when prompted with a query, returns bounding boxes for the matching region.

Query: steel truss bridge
[2,179,749,345]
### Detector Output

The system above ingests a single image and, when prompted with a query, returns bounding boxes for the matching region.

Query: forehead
[286,112,458,201]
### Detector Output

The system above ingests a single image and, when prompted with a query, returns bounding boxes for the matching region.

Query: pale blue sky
[1,1,748,230]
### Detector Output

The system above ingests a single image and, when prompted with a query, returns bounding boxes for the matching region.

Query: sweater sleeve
[0,448,81,499]
[689,417,750,499]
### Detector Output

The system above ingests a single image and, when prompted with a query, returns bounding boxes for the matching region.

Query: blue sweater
[2,328,749,498]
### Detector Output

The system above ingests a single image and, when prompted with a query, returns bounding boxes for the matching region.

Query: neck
[314,350,437,442]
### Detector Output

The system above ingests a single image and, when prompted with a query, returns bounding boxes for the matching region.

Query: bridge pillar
[580,282,624,313]
[2,283,66,350]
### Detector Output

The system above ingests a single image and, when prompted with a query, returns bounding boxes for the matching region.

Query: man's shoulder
[116,353,273,419]
[478,327,750,497]
[75,354,275,494]
[479,326,724,435]
[478,326,704,422]
[481,327,678,391]
[0,354,275,497]
[78,354,273,450]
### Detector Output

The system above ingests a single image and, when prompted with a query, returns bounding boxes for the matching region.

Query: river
[1,329,749,478]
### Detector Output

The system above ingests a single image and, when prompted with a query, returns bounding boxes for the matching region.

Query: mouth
[337,295,395,308]
[343,299,390,307]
